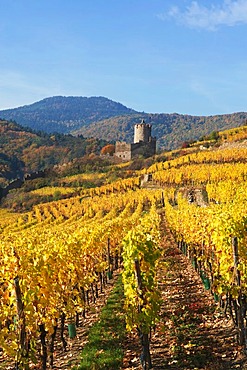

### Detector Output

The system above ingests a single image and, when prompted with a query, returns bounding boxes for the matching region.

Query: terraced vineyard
[1,125,247,369]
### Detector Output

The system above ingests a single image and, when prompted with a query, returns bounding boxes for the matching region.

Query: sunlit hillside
[1,124,247,369]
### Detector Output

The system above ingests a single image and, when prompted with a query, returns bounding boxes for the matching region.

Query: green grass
[76,275,126,370]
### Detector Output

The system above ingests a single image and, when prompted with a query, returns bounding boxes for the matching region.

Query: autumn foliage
[101,144,115,156]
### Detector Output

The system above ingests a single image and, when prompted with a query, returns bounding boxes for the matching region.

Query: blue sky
[0,0,247,115]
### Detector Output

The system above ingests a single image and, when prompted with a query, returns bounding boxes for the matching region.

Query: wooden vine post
[232,236,246,349]
[161,192,165,208]
[107,237,112,280]
[14,276,27,369]
[134,258,152,370]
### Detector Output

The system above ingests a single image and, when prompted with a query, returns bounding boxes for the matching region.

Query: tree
[100,144,115,156]
[208,131,220,141]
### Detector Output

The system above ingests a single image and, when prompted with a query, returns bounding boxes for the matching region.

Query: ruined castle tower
[134,119,152,143]
[114,118,156,161]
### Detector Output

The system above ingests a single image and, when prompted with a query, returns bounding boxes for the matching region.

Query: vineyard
[1,126,247,369]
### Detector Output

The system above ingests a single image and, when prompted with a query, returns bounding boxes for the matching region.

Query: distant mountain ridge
[0,96,137,134]
[0,96,247,150]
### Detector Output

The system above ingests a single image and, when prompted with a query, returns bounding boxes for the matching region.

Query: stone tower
[134,119,152,143]
[114,118,156,161]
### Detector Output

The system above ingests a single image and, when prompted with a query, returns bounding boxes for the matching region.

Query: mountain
[0,119,108,185]
[1,96,247,151]
[0,96,137,134]
[74,112,247,151]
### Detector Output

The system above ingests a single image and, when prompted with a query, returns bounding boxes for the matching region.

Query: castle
[114,119,156,161]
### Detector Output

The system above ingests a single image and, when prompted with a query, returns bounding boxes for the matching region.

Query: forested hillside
[74,111,247,150]
[1,96,247,151]
[0,119,108,184]
[0,96,137,133]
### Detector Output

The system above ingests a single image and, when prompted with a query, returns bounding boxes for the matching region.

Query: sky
[0,0,247,116]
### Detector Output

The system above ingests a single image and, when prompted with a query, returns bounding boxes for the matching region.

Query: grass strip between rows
[76,275,126,370]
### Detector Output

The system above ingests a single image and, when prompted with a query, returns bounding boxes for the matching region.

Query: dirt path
[122,223,247,370]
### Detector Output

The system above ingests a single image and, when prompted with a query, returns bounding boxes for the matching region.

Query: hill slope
[0,119,108,184]
[1,96,247,150]
[0,96,137,134]
[74,112,247,150]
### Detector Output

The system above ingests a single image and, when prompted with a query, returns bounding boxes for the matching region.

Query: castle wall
[0,170,47,199]
[131,140,156,159]
[114,141,132,161]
